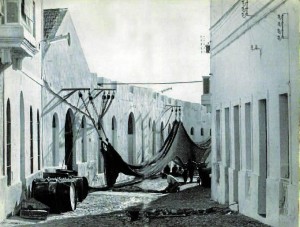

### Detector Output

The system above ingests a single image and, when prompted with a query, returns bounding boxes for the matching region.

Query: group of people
[162,159,196,184]
[162,159,211,193]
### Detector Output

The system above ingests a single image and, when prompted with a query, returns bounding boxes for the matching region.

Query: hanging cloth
[99,121,210,187]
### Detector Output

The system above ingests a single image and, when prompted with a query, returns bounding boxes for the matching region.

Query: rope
[43,80,93,121]
[162,110,173,131]
[152,106,173,133]
[79,93,106,140]
[101,97,114,118]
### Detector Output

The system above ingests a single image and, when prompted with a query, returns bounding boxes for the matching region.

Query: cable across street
[97,80,203,86]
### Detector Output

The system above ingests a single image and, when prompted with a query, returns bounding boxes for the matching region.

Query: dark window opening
[30,107,33,173]
[6,99,11,185]
[37,110,41,170]
[190,127,194,135]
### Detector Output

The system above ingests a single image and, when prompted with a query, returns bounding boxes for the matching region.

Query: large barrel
[40,172,89,203]
[72,176,89,202]
[32,178,61,213]
[56,180,77,212]
[32,178,77,213]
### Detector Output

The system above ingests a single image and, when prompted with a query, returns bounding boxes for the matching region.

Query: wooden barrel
[32,178,78,213]
[72,176,89,202]
[32,179,61,213]
[81,177,89,200]
[56,180,77,212]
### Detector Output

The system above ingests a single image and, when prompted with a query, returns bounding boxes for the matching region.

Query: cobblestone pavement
[1,177,269,227]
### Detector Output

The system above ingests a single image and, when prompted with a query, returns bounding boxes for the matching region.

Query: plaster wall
[0,0,44,221]
[210,0,299,226]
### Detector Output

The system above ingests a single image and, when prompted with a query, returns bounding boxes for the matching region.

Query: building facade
[210,0,299,226]
[0,0,43,221]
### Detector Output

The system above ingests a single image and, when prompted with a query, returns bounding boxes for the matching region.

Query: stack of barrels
[31,170,88,213]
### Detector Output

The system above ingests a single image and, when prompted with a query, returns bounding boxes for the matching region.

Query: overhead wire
[98,80,202,86]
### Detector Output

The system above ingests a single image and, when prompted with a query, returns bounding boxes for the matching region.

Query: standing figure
[171,164,178,176]
[163,164,171,175]
[177,166,183,176]
[186,159,195,183]
[182,165,188,184]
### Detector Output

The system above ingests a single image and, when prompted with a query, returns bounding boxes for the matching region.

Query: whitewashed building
[0,0,43,221]
[210,0,299,226]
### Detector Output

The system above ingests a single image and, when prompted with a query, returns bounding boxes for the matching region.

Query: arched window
[20,92,25,182]
[128,114,134,135]
[112,116,117,148]
[190,127,194,136]
[37,110,41,170]
[128,113,136,164]
[160,122,164,147]
[6,99,11,186]
[141,120,144,162]
[52,114,59,166]
[152,121,156,155]
[201,128,204,136]
[148,118,152,156]
[81,116,87,162]
[30,106,33,173]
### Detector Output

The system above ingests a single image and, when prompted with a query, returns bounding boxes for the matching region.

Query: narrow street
[2,177,268,227]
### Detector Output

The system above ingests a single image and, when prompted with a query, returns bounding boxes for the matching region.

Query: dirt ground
[1,176,269,227]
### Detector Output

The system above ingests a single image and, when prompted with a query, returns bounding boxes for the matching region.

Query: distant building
[210,0,299,226]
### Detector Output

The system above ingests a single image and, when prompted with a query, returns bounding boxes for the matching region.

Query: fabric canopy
[101,121,210,187]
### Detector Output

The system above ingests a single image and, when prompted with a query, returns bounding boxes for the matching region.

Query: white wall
[210,0,299,226]
[0,0,44,221]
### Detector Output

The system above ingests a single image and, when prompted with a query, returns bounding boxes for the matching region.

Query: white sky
[44,0,210,103]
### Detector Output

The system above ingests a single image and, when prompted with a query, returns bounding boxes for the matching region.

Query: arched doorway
[112,116,117,149]
[65,109,74,170]
[20,93,25,183]
[128,112,136,164]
